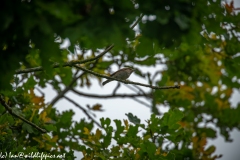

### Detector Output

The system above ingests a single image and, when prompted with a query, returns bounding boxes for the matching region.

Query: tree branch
[130,14,144,29]
[112,82,121,95]
[15,44,114,74]
[123,83,149,97]
[74,65,180,90]
[0,95,47,133]
[71,89,151,98]
[64,96,102,128]
[131,97,152,108]
[50,56,100,106]
[123,84,152,108]
[50,70,80,106]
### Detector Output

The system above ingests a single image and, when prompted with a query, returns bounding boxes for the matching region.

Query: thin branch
[50,70,80,106]
[63,95,102,128]
[130,14,144,30]
[15,44,114,74]
[15,66,43,74]
[131,97,151,108]
[71,89,150,98]
[35,87,45,97]
[0,95,47,133]
[112,82,121,95]
[50,57,99,106]
[72,88,152,108]
[74,65,180,90]
[123,84,152,108]
[124,83,149,97]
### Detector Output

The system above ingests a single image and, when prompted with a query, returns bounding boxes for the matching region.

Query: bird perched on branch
[102,68,135,86]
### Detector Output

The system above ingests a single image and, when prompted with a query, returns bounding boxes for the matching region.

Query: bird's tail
[102,80,112,86]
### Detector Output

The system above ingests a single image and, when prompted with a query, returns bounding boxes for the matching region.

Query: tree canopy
[0,0,240,159]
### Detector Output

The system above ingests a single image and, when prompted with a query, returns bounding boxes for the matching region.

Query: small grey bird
[102,68,135,86]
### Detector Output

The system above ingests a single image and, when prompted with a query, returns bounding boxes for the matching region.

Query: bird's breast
[113,72,129,80]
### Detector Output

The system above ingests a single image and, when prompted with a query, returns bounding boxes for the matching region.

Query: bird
[102,67,135,86]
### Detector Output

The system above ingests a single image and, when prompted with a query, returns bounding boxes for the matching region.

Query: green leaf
[58,110,74,127]
[0,113,12,124]
[125,113,141,125]
[22,123,34,133]
[168,109,184,125]
[198,128,216,138]
[44,124,57,132]
[114,119,124,138]
[136,37,154,57]
[158,73,168,86]
[111,146,121,156]
[127,125,139,137]
[23,75,37,90]
[139,141,156,158]
[162,109,184,129]
[58,68,72,85]
[205,145,216,155]
[103,135,112,148]
[100,117,111,128]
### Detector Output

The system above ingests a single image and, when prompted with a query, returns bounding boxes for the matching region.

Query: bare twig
[50,57,100,106]
[71,89,150,98]
[50,70,80,106]
[131,97,151,108]
[63,96,102,128]
[130,14,144,29]
[122,84,152,107]
[35,87,45,97]
[0,95,47,133]
[112,82,121,95]
[74,65,180,90]
[15,44,114,74]
[124,83,149,97]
